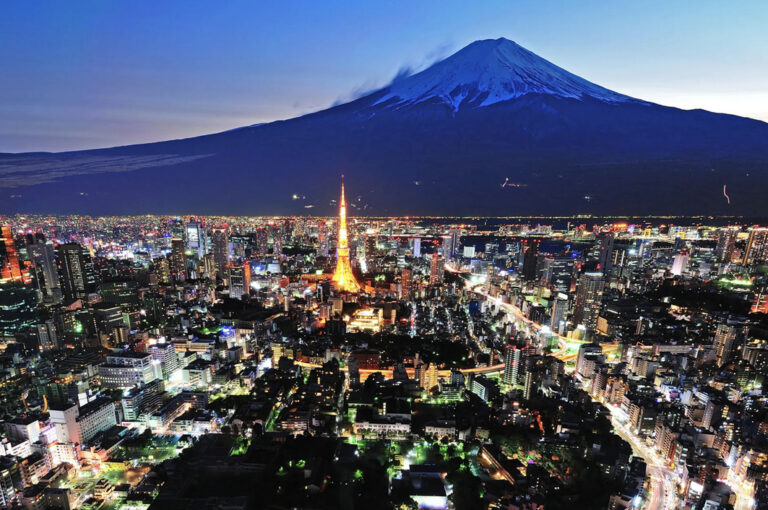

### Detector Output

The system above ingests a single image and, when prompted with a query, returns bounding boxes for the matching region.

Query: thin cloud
[331,41,455,106]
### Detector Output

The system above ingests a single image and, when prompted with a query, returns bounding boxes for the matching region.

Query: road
[606,405,677,510]
[458,270,678,509]
[729,468,756,510]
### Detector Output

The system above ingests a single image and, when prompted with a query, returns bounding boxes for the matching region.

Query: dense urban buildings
[0,214,767,510]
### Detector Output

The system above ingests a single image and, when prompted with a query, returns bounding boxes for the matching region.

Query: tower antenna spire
[332,175,360,292]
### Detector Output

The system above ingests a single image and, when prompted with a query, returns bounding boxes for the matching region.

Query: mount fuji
[2,38,768,215]
[374,39,636,110]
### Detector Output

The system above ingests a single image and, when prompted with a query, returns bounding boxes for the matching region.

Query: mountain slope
[374,38,636,110]
[2,38,768,216]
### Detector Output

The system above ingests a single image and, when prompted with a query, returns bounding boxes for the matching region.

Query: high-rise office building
[714,324,737,367]
[400,268,412,300]
[185,220,207,259]
[148,342,179,379]
[169,218,185,240]
[0,284,38,336]
[33,320,59,351]
[316,221,329,258]
[412,238,421,258]
[228,262,252,300]
[572,272,605,329]
[418,363,439,391]
[521,239,540,282]
[442,229,460,260]
[211,228,229,279]
[255,228,269,256]
[610,246,628,275]
[671,253,689,276]
[169,239,186,282]
[503,346,529,386]
[576,343,603,376]
[364,235,377,265]
[56,243,97,302]
[97,351,159,389]
[550,293,568,333]
[27,240,62,303]
[715,228,738,262]
[429,253,445,285]
[596,231,615,274]
[547,255,574,292]
[743,228,768,266]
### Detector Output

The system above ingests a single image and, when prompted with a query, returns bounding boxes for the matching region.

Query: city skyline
[3,4,768,509]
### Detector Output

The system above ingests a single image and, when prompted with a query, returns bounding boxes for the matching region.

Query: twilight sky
[2,0,767,153]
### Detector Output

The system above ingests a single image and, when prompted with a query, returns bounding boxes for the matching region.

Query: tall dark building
[27,240,62,304]
[56,243,97,302]
[521,239,540,282]
[228,262,251,300]
[596,231,615,274]
[572,272,605,329]
[255,228,269,256]
[170,239,186,282]
[0,284,38,336]
[548,255,574,292]
[211,228,229,280]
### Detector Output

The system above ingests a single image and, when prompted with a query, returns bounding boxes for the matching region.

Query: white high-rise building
[671,254,689,276]
[97,351,159,389]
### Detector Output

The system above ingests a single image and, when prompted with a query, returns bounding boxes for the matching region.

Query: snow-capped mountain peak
[374,38,635,111]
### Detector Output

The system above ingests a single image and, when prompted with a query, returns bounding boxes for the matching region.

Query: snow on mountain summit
[374,38,636,111]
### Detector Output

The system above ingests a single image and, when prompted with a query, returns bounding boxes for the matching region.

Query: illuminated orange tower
[332,176,361,292]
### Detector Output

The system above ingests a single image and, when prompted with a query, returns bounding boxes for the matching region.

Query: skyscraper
[170,239,186,282]
[316,220,329,258]
[0,284,38,336]
[429,252,445,286]
[572,272,605,329]
[550,293,568,333]
[715,227,738,262]
[400,268,412,300]
[211,228,229,279]
[671,253,689,276]
[743,228,768,266]
[442,229,460,260]
[332,176,361,292]
[27,240,62,304]
[503,346,524,386]
[228,262,251,300]
[521,239,540,282]
[186,220,207,259]
[412,238,421,258]
[548,256,574,292]
[596,231,615,274]
[56,243,97,302]
[714,324,737,367]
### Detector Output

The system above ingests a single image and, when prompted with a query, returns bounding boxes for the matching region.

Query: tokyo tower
[332,176,361,292]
